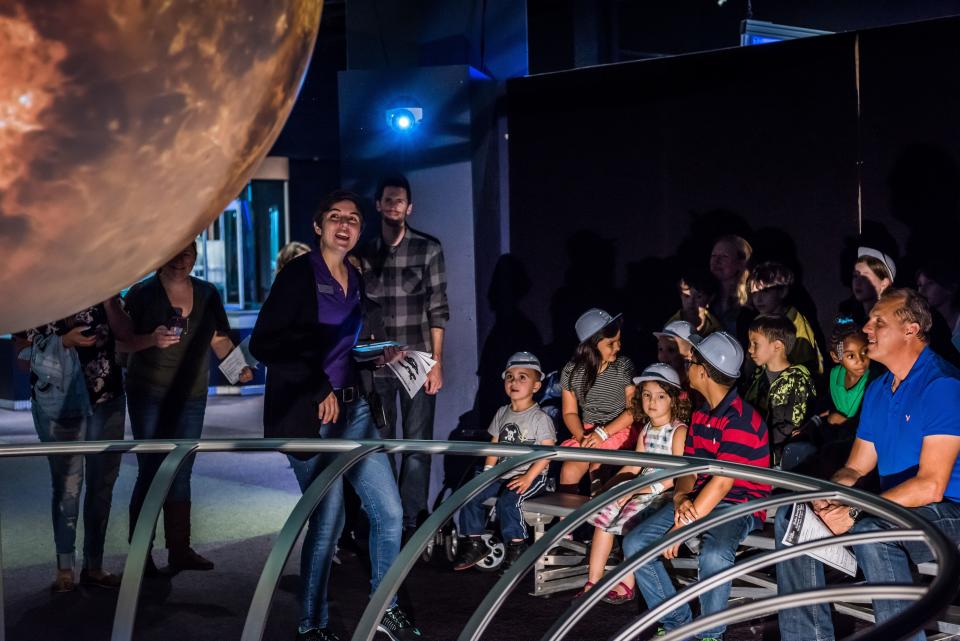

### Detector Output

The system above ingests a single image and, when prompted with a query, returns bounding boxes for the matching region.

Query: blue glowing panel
[745,34,784,46]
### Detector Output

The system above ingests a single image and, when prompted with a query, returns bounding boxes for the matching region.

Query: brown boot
[163,501,214,571]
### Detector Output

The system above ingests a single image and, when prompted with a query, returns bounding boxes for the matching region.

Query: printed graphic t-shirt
[488,402,557,478]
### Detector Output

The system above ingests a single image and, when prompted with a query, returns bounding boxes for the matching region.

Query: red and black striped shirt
[685,388,771,519]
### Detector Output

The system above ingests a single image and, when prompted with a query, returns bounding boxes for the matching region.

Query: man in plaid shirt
[359,174,449,532]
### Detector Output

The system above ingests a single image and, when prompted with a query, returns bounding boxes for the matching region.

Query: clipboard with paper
[780,502,858,576]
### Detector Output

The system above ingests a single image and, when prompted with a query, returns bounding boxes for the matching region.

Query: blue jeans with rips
[622,501,759,640]
[288,399,403,632]
[32,394,126,570]
[775,500,960,641]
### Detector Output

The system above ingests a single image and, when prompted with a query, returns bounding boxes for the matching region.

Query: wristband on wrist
[483,464,494,471]
[594,426,609,441]
[650,481,665,494]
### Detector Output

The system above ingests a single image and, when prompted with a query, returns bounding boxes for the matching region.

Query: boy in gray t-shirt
[454,352,557,573]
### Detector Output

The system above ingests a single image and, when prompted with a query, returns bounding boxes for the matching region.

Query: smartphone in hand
[167,308,187,338]
[79,326,97,337]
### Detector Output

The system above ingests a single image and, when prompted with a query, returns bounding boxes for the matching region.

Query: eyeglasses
[684,358,703,371]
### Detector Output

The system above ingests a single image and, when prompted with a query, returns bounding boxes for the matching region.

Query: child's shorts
[560,422,640,451]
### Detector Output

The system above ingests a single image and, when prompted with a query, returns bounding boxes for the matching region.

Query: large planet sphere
[0,0,322,332]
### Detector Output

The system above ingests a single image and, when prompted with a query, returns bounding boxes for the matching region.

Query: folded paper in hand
[387,351,436,398]
[780,502,858,576]
[219,336,258,384]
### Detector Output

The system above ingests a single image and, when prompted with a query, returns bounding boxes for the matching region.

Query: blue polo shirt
[857,347,960,499]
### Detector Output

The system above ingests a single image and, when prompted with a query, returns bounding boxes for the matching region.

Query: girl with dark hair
[576,364,690,604]
[780,317,876,477]
[557,309,637,496]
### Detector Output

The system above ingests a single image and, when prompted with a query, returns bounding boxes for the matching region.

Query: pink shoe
[602,581,635,605]
[573,580,595,598]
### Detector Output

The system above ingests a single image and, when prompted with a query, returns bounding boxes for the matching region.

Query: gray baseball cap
[653,320,701,346]
[692,331,743,379]
[633,363,682,389]
[575,308,622,343]
[502,351,546,379]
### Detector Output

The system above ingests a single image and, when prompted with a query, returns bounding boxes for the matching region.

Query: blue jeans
[776,501,960,641]
[623,501,759,640]
[780,441,817,472]
[128,389,207,509]
[127,388,207,548]
[32,394,126,570]
[375,376,436,528]
[458,473,548,541]
[288,399,403,631]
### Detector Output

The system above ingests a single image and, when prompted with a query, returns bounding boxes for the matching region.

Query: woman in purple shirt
[251,190,425,641]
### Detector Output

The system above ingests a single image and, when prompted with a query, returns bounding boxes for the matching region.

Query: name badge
[317,284,335,295]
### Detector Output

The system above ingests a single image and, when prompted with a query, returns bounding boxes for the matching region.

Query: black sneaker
[378,605,425,640]
[453,537,489,571]
[499,540,528,575]
[295,628,342,641]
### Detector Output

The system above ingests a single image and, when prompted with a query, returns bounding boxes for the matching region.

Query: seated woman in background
[709,234,753,336]
[839,246,895,327]
[916,256,960,365]
[556,309,637,496]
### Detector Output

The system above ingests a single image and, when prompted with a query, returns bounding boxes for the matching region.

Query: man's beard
[382,215,405,229]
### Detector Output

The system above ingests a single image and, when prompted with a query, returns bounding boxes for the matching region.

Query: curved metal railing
[0,439,955,641]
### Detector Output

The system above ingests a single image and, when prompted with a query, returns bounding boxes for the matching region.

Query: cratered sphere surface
[0,1,322,332]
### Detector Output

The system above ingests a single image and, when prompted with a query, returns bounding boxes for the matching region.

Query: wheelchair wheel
[474,534,505,572]
[421,531,438,563]
[442,522,459,563]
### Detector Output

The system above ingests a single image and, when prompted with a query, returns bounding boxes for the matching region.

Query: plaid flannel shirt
[359,227,449,359]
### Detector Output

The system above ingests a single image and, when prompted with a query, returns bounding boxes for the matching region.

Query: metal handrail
[0,438,956,641]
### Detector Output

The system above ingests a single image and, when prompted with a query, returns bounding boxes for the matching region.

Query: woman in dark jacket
[250,190,425,641]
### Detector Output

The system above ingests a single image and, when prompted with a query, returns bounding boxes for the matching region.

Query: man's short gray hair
[879,287,933,342]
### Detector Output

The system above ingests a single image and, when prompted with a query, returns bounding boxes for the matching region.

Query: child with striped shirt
[622,332,770,641]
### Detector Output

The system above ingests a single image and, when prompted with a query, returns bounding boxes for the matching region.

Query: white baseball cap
[575,308,622,343]
[502,351,545,379]
[633,363,682,389]
[857,246,897,281]
[653,320,701,346]
[692,331,743,379]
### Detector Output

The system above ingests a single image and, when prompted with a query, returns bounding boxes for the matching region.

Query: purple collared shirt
[309,250,362,389]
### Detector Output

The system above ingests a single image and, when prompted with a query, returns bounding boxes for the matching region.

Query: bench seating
[485,492,956,636]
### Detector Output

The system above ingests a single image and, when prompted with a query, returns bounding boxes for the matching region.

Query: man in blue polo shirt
[776,288,960,641]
